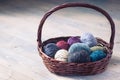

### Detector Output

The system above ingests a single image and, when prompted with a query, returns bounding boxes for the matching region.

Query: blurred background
[0,0,120,18]
[0,0,120,80]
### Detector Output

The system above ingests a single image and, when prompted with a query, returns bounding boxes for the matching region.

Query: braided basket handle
[37,3,115,50]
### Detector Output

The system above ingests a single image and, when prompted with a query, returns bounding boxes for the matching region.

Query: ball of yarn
[80,32,97,47]
[67,36,81,45]
[68,50,90,63]
[90,50,107,62]
[90,46,106,52]
[97,43,104,47]
[44,43,60,58]
[54,49,68,62]
[56,40,69,50]
[68,43,91,54]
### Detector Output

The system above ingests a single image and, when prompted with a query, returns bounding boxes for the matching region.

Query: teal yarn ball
[68,43,91,54]
[90,50,107,62]
[80,32,97,47]
[68,50,90,63]
[44,43,60,58]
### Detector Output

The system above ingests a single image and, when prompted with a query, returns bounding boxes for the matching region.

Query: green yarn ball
[90,50,107,62]
[90,46,106,52]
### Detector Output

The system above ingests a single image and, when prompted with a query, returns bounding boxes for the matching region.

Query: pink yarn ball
[56,40,69,50]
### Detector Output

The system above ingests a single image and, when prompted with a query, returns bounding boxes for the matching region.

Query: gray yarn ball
[80,32,97,47]
[68,50,90,63]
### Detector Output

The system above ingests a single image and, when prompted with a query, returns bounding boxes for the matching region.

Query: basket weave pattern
[37,3,115,75]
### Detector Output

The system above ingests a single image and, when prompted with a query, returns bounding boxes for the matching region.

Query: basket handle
[37,3,115,50]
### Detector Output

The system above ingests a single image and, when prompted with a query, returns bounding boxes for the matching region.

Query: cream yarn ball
[54,49,68,62]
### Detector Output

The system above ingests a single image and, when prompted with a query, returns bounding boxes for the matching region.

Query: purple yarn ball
[44,43,60,58]
[56,40,69,50]
[80,32,97,47]
[68,50,90,63]
[67,36,81,45]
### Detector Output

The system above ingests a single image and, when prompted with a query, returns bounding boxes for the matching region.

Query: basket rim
[38,36,112,65]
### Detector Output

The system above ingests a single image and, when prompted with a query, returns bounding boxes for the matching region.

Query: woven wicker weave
[37,3,115,75]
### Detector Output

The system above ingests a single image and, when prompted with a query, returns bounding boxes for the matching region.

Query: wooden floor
[0,0,120,80]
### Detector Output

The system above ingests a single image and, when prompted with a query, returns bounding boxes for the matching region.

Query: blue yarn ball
[44,43,60,58]
[68,43,91,54]
[68,50,90,63]
[67,36,81,45]
[90,50,107,62]
[80,32,97,47]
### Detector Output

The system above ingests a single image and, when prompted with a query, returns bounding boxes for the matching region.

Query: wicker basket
[37,3,115,75]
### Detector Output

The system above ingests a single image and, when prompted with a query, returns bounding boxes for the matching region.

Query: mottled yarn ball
[44,43,60,58]
[80,32,97,47]
[68,43,91,54]
[56,40,69,50]
[68,50,90,63]
[90,46,106,52]
[67,36,81,45]
[54,49,68,62]
[90,50,107,62]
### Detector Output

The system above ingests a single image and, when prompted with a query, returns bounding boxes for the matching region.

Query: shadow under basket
[37,3,115,75]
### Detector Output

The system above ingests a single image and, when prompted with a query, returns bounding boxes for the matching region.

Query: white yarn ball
[54,49,68,62]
